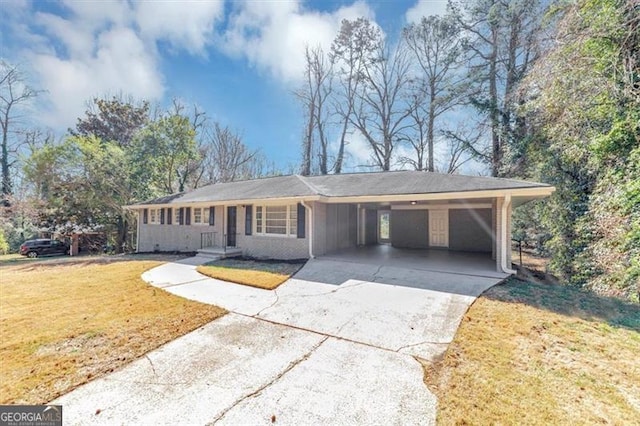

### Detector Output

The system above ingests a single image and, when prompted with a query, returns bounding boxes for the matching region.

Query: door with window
[429,210,449,247]
[378,210,391,244]
[227,206,237,247]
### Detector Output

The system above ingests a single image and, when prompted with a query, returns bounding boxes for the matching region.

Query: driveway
[54,251,506,425]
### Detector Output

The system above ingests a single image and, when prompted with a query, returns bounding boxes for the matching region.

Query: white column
[500,195,516,274]
[495,198,502,272]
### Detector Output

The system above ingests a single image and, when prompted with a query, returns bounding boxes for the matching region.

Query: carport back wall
[324,204,358,253]
[449,208,492,252]
[391,210,429,249]
[364,209,378,245]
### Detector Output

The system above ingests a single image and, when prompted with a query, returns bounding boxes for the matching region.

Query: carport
[300,172,554,275]
[313,199,500,272]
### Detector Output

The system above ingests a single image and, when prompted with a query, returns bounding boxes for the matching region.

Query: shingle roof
[134,170,551,206]
[305,170,547,197]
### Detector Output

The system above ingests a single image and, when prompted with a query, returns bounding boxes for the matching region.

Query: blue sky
[1,0,449,171]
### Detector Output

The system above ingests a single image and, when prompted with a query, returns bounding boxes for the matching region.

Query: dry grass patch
[197,258,305,290]
[511,248,550,274]
[424,277,640,425]
[0,256,225,404]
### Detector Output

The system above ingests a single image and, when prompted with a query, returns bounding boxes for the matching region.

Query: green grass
[0,253,33,266]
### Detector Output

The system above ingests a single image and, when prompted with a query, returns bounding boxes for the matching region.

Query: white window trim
[190,206,213,226]
[192,207,203,225]
[174,208,181,226]
[254,204,298,238]
[149,208,160,225]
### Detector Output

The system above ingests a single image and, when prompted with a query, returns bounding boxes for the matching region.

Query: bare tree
[442,137,474,174]
[0,61,40,202]
[329,18,381,173]
[298,50,316,176]
[296,45,333,175]
[351,39,415,171]
[201,123,261,184]
[169,99,208,191]
[403,14,468,171]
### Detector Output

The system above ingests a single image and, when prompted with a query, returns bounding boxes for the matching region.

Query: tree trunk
[489,26,501,177]
[301,105,314,176]
[116,215,128,253]
[1,111,11,201]
[334,104,351,174]
[427,80,436,172]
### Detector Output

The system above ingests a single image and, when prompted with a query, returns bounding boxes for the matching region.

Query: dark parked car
[19,239,69,258]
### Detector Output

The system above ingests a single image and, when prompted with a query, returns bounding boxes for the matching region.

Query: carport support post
[301,200,314,258]
[499,195,516,274]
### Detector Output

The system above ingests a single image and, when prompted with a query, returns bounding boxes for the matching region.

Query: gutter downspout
[135,208,140,253]
[301,200,314,259]
[501,194,517,274]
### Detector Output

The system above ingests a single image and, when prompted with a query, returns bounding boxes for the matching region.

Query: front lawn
[0,256,226,404]
[197,258,305,290]
[424,276,640,424]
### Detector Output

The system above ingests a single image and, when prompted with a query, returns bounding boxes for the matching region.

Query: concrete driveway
[55,251,506,425]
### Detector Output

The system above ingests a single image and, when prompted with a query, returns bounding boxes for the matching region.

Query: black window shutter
[185,207,191,225]
[160,208,165,225]
[209,206,215,226]
[245,205,252,235]
[297,203,306,238]
[143,208,148,224]
[179,207,184,225]
[167,208,172,225]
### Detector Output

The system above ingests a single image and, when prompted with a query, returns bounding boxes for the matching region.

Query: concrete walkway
[55,254,506,425]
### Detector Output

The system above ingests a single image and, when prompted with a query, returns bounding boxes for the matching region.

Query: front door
[227,206,237,247]
[378,210,391,244]
[429,210,449,247]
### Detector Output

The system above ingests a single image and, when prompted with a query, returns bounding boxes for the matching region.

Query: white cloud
[9,0,226,130]
[35,12,95,58]
[343,129,375,170]
[31,26,164,128]
[61,0,130,28]
[405,0,449,23]
[221,0,375,83]
[135,0,224,54]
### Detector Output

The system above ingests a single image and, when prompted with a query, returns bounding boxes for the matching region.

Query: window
[266,205,287,234]
[256,206,263,233]
[289,206,297,235]
[149,208,160,224]
[191,207,211,225]
[255,205,298,237]
[193,207,203,224]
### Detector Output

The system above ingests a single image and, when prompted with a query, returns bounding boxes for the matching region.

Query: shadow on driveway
[294,247,507,298]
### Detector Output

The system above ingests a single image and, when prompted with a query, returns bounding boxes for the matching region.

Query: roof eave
[123,186,555,209]
[319,186,556,204]
[124,195,323,209]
